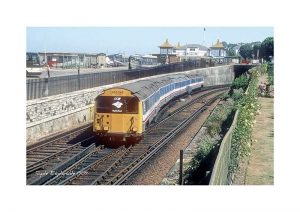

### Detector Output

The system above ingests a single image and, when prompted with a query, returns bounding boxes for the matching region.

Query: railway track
[26,136,97,185]
[26,124,92,167]
[44,146,124,185]
[57,87,228,185]
[51,146,128,185]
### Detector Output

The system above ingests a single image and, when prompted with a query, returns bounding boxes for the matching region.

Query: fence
[26,59,213,100]
[209,110,239,185]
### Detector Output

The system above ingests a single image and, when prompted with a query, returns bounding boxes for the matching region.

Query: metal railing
[26,59,213,100]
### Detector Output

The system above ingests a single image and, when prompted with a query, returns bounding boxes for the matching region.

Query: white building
[173,42,186,56]
[173,42,208,59]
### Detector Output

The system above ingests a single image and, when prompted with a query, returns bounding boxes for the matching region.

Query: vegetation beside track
[183,96,234,184]
[183,65,267,184]
[265,62,274,85]
[228,67,261,177]
[259,62,274,95]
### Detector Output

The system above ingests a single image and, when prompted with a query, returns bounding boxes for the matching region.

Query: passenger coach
[93,73,204,144]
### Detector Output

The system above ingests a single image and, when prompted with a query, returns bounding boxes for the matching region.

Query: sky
[26,27,273,55]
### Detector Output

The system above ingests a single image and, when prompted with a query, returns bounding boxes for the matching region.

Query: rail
[26,123,92,151]
[27,136,95,185]
[59,146,128,185]
[112,92,226,185]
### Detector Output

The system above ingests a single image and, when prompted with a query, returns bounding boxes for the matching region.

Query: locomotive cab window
[96,96,139,114]
[124,96,139,113]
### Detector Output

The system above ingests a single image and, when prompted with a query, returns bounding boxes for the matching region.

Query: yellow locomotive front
[93,88,143,144]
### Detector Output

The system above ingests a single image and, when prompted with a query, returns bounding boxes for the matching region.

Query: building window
[161,49,167,54]
[189,48,195,51]
[160,48,173,55]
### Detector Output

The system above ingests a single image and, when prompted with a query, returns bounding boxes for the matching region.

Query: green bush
[205,99,234,137]
[232,74,249,91]
[183,135,217,184]
[229,67,260,176]
[267,62,274,85]
[259,63,268,75]
[258,62,273,85]
[232,88,244,101]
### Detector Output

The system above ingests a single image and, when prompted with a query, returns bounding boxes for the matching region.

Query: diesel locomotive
[93,72,204,144]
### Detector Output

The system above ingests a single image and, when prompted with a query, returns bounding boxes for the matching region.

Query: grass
[245,97,274,185]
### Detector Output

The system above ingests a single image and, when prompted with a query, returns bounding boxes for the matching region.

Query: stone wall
[26,65,235,145]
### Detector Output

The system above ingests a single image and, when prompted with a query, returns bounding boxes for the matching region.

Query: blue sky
[27,27,273,55]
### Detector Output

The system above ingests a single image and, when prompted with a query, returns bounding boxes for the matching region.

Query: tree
[252,43,261,59]
[227,43,237,50]
[227,48,236,56]
[239,44,253,59]
[222,41,228,48]
[226,43,238,56]
[260,37,274,61]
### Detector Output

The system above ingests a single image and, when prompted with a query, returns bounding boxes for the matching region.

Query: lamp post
[203,27,206,46]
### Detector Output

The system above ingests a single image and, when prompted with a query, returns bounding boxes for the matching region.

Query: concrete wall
[26,65,235,145]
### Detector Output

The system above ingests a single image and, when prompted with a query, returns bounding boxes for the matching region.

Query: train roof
[118,73,202,100]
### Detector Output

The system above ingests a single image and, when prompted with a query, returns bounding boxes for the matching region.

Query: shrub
[183,134,217,184]
[267,62,274,85]
[205,99,234,137]
[232,74,249,91]
[232,88,244,101]
[257,62,273,85]
[228,67,260,176]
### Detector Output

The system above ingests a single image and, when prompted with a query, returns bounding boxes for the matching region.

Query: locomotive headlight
[132,127,137,132]
[103,126,109,131]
